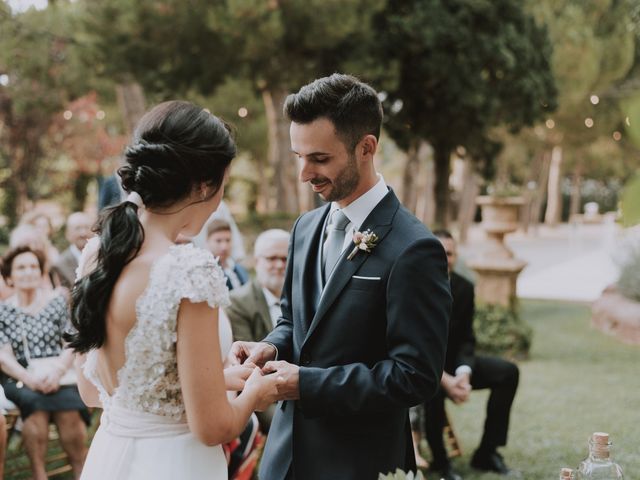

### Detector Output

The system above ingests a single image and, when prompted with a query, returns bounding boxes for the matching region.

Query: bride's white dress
[80,244,231,480]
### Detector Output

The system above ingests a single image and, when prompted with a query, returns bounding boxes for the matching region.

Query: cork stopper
[560,467,573,479]
[592,432,609,444]
[590,432,611,458]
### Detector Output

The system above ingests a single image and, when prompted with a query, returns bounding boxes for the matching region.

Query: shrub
[615,230,640,302]
[474,303,533,359]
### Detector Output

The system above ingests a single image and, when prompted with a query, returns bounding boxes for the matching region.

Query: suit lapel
[297,205,331,334]
[303,190,399,343]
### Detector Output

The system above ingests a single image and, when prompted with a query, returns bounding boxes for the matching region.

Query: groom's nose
[298,159,313,183]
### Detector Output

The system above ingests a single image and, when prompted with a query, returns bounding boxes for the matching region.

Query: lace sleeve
[172,245,230,310]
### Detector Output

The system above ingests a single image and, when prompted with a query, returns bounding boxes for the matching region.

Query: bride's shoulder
[164,243,218,270]
[160,244,229,308]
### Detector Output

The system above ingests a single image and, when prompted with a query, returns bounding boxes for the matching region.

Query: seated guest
[423,231,520,480]
[51,212,94,289]
[205,219,249,291]
[225,229,289,433]
[192,200,247,262]
[10,224,59,291]
[0,246,89,480]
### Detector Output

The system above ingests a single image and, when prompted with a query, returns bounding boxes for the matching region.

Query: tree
[0,1,92,225]
[210,0,385,213]
[373,0,557,227]
[525,0,637,224]
[45,92,127,211]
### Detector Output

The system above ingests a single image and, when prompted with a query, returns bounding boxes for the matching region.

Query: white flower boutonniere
[347,229,379,260]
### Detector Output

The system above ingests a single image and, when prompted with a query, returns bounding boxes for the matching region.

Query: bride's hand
[244,367,280,411]
[223,364,255,391]
[228,341,276,368]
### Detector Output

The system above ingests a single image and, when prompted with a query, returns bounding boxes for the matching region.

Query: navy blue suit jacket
[259,189,451,480]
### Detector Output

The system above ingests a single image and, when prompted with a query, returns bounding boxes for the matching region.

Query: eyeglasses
[261,255,287,263]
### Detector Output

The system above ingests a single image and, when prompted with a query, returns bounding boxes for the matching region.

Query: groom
[230,74,451,479]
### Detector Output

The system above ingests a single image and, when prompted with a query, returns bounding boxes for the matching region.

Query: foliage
[372,0,557,225]
[378,469,425,480]
[0,1,94,223]
[474,303,533,359]
[485,181,523,199]
[526,0,638,167]
[615,230,640,302]
[620,172,640,227]
[80,0,232,99]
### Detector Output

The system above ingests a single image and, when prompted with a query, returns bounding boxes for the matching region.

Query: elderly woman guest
[9,224,62,291]
[0,246,88,480]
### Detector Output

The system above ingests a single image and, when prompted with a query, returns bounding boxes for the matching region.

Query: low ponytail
[65,201,144,353]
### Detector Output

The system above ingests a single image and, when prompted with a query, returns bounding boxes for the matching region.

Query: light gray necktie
[323,209,350,282]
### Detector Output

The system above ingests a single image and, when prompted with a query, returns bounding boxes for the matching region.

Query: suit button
[301,353,311,365]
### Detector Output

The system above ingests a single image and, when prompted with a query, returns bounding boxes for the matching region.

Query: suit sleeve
[261,217,300,362]
[225,291,255,342]
[454,276,476,371]
[299,236,451,417]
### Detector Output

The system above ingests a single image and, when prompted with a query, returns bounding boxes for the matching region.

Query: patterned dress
[0,294,89,422]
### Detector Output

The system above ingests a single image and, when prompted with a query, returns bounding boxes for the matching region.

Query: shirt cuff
[263,342,278,361]
[455,365,472,377]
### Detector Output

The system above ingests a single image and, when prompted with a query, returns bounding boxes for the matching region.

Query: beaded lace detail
[83,244,230,420]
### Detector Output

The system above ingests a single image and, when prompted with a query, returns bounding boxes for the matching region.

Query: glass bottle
[575,432,624,479]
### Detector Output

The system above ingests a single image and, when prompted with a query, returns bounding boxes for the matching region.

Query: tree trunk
[401,140,421,214]
[456,157,480,244]
[569,164,583,220]
[262,88,299,214]
[116,81,146,136]
[544,145,563,226]
[531,149,551,228]
[433,144,453,229]
[419,156,436,228]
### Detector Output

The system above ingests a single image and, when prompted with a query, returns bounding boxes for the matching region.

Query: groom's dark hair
[284,73,383,151]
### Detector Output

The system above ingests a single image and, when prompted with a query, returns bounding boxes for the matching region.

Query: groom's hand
[262,360,300,401]
[228,341,277,368]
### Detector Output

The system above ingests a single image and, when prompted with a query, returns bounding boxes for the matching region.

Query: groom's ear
[358,135,378,161]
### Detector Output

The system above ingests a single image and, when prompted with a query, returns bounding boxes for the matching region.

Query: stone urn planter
[468,195,527,308]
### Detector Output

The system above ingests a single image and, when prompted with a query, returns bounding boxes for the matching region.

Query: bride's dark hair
[65,101,236,353]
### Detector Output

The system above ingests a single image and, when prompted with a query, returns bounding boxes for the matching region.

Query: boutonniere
[347,230,379,260]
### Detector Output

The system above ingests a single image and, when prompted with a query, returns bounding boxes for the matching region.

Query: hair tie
[126,191,145,209]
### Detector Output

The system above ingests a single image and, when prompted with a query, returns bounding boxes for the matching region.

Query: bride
[65,101,279,479]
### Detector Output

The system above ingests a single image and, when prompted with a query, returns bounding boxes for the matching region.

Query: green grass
[8,300,638,479]
[422,300,640,480]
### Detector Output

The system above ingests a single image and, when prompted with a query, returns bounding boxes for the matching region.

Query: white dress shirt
[261,287,281,329]
[326,174,389,253]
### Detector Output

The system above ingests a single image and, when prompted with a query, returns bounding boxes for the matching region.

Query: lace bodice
[83,244,230,420]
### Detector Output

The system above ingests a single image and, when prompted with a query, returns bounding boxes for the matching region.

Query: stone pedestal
[468,196,527,308]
